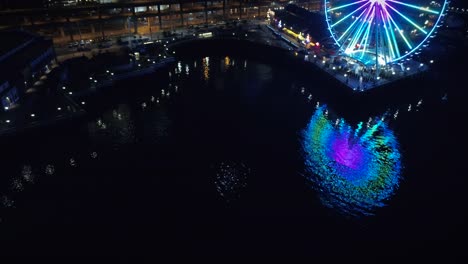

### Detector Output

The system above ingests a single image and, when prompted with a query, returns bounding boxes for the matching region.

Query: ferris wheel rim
[324,0,450,64]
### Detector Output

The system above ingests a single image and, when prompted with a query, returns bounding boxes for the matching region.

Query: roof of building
[276,4,329,42]
[0,30,36,60]
[0,30,54,83]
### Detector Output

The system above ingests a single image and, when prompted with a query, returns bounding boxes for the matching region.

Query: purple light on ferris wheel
[325,0,449,65]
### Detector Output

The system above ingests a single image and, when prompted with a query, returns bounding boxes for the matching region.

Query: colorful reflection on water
[302,106,402,217]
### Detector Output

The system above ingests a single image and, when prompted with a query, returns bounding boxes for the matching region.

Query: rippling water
[302,106,401,217]
[0,55,461,256]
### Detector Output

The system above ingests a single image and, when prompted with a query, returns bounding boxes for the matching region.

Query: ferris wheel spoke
[385,8,413,50]
[331,1,372,28]
[328,0,368,12]
[381,3,404,55]
[385,2,428,35]
[337,6,371,42]
[387,0,440,15]
[350,6,375,49]
[359,7,377,58]
[380,10,397,59]
[345,6,375,44]
[344,4,375,53]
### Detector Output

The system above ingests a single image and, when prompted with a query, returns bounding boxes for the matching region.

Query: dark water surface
[0,55,466,256]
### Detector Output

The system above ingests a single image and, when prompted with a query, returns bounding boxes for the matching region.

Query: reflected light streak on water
[203,57,210,81]
[214,161,250,203]
[21,165,34,183]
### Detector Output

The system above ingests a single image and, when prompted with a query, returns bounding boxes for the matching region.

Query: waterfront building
[0,30,56,110]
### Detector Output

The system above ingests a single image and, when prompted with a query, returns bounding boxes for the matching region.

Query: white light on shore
[6,120,10,123]
[81,101,86,105]
[57,107,62,110]
[31,114,35,117]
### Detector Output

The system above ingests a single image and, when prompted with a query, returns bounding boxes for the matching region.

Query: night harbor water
[0,49,465,256]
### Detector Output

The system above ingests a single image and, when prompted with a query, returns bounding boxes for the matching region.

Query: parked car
[77,44,91,51]
[68,41,79,48]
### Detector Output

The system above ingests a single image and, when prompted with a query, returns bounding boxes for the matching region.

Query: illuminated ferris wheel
[324,0,450,66]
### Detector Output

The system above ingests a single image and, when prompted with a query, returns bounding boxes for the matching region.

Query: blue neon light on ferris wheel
[324,0,450,65]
